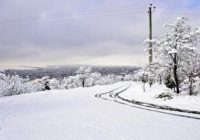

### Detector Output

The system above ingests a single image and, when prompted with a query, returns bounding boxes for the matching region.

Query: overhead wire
[0,4,200,27]
[0,5,146,25]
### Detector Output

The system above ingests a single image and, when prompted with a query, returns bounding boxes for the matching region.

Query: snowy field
[0,82,200,140]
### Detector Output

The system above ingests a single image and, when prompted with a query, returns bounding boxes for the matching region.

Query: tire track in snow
[94,84,130,102]
[116,92,200,116]
[95,83,200,120]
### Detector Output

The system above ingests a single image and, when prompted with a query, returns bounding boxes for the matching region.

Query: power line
[157,7,200,13]
[0,11,146,28]
[160,11,200,15]
[0,4,200,27]
[0,5,146,24]
[0,10,147,28]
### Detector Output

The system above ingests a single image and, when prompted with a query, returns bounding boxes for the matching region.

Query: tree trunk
[189,76,194,95]
[159,74,162,84]
[173,55,180,94]
[82,79,85,87]
[143,83,146,92]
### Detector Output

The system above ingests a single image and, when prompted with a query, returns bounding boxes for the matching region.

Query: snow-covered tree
[48,78,61,89]
[154,17,200,94]
[35,76,51,90]
[86,72,101,86]
[134,68,149,92]
[124,74,134,81]
[75,66,92,87]
[193,77,200,95]
[61,75,82,89]
[180,50,200,95]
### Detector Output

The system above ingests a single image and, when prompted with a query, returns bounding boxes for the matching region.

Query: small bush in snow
[164,75,176,90]
[155,92,173,101]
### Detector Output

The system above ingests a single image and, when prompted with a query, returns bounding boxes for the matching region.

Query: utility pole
[148,4,155,64]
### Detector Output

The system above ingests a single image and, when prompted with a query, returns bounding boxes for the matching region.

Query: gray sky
[0,0,200,69]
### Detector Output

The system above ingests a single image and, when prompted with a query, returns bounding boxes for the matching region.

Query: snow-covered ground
[0,82,200,140]
[120,82,200,112]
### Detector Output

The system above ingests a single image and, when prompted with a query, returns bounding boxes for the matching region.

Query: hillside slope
[0,82,200,140]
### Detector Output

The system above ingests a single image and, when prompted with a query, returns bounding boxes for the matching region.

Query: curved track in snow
[94,84,131,101]
[95,83,200,120]
[116,93,200,115]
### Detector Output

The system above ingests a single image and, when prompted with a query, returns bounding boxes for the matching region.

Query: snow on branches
[0,71,39,97]
[150,17,200,94]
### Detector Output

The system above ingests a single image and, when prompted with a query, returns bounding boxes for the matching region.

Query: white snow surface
[121,82,200,112]
[0,81,200,140]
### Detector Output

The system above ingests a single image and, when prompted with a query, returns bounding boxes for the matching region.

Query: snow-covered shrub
[134,69,149,92]
[85,72,101,87]
[48,78,61,90]
[164,75,176,90]
[0,71,40,97]
[193,77,200,95]
[61,75,82,89]
[97,75,113,85]
[33,76,52,91]
[155,92,173,101]
[123,74,134,81]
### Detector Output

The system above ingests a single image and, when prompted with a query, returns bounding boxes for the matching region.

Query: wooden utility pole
[148,4,155,64]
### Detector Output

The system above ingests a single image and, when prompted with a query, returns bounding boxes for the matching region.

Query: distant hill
[5,65,140,80]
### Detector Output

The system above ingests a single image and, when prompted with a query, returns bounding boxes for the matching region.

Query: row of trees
[46,66,134,90]
[0,67,134,97]
[141,17,200,95]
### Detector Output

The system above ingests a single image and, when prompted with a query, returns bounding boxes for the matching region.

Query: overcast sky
[0,0,200,69]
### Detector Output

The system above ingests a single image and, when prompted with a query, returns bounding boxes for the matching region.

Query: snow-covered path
[0,82,200,140]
